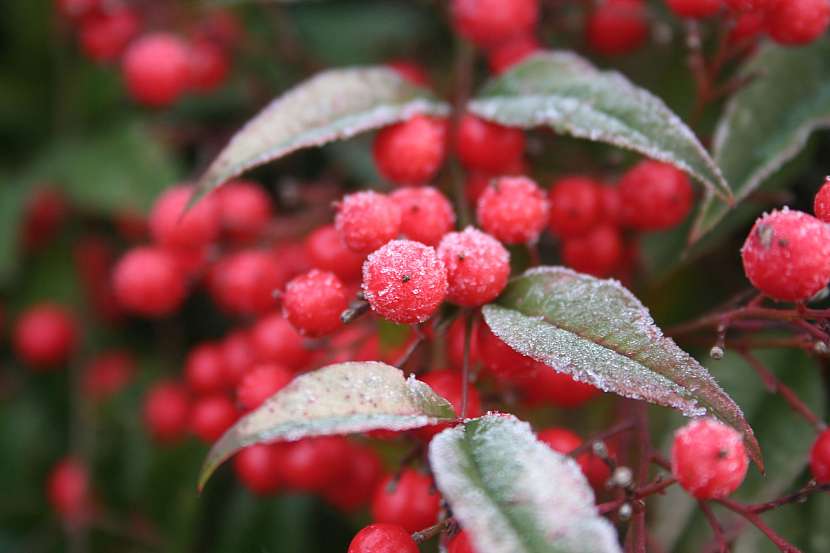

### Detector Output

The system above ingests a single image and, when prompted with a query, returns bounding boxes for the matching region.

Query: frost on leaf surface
[482,267,761,469]
[198,361,454,490]
[195,66,450,198]
[468,51,731,203]
[429,414,621,553]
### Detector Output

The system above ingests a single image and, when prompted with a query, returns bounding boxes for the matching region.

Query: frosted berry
[666,0,723,18]
[477,322,536,382]
[335,191,402,254]
[122,33,190,107]
[282,270,348,337]
[324,444,384,512]
[211,250,286,315]
[520,363,602,408]
[766,0,830,45]
[190,394,237,443]
[587,0,649,56]
[417,369,482,439]
[236,363,293,411]
[387,60,430,86]
[547,176,604,238]
[450,0,539,47]
[809,428,830,483]
[305,224,366,282]
[371,469,440,533]
[448,531,477,553]
[456,114,525,174]
[477,176,549,244]
[487,34,540,74]
[438,228,510,306]
[390,187,456,246]
[234,444,281,495]
[83,350,135,401]
[143,380,190,443]
[362,240,448,324]
[78,8,140,63]
[216,180,273,242]
[374,116,448,186]
[251,313,312,370]
[149,185,220,249]
[220,330,259,386]
[113,247,187,317]
[185,343,226,395]
[671,418,748,499]
[561,225,624,277]
[741,209,830,302]
[47,458,90,524]
[278,436,349,492]
[187,39,229,92]
[348,523,419,553]
[618,161,693,231]
[13,304,78,369]
[815,177,830,222]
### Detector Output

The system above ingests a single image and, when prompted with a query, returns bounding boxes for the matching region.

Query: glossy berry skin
[766,0,830,45]
[450,0,539,47]
[185,343,226,395]
[143,380,191,443]
[547,176,604,238]
[149,185,220,249]
[538,427,611,488]
[83,351,135,401]
[236,363,293,411]
[278,436,350,492]
[438,228,510,306]
[618,161,693,231]
[448,531,477,553]
[251,313,312,370]
[477,176,549,244]
[216,180,273,242]
[477,323,536,383]
[362,240,448,324]
[122,33,190,107]
[417,369,482,440]
[348,523,419,553]
[487,34,540,74]
[47,458,90,524]
[211,250,286,316]
[220,330,259,387]
[587,0,649,56]
[13,304,78,369]
[324,444,384,512]
[187,39,229,92]
[741,209,830,302]
[390,187,455,246]
[671,418,748,500]
[520,364,602,408]
[305,224,366,282]
[666,0,723,18]
[282,270,348,337]
[456,114,525,174]
[113,247,187,317]
[78,8,140,63]
[561,225,624,278]
[374,116,448,186]
[190,394,237,443]
[371,470,441,533]
[810,429,830,483]
[234,444,282,495]
[335,191,402,254]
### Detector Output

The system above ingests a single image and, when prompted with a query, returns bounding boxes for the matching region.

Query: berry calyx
[371,469,441,533]
[236,363,293,411]
[438,227,510,306]
[234,444,282,495]
[390,187,456,247]
[190,394,238,443]
[809,428,830,483]
[547,176,604,238]
[348,523,419,553]
[13,303,79,369]
[477,176,549,244]
[666,0,723,19]
[335,191,402,254]
[671,418,748,499]
[122,33,190,107]
[765,0,830,46]
[456,114,525,174]
[813,177,830,222]
[373,116,448,186]
[587,0,649,56]
[283,270,348,337]
[618,160,693,231]
[113,246,187,317]
[149,185,220,249]
[450,0,539,47]
[143,380,191,443]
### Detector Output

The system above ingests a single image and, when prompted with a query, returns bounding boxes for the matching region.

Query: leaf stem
[715,498,802,553]
[699,501,730,553]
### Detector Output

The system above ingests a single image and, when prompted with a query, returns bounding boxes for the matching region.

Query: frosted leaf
[482,267,762,470]
[691,39,830,242]
[429,414,621,553]
[195,67,450,198]
[198,361,454,490]
[468,51,731,203]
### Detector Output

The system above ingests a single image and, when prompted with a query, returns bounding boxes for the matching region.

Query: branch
[716,498,802,553]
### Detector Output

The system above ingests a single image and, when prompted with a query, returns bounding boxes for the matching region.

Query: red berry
[390,187,456,247]
[416,369,482,440]
[766,0,830,45]
[56,0,98,20]
[477,322,536,383]
[446,316,481,370]
[729,11,767,43]
[348,523,419,553]
[725,0,770,11]
[185,343,226,395]
[78,8,140,63]
[456,114,525,174]
[149,185,220,249]
[671,418,748,499]
[477,176,549,244]
[211,250,286,316]
[234,444,282,495]
[336,191,402,254]
[216,180,273,242]
[115,210,148,242]
[187,39,229,92]
[538,427,611,487]
[487,34,540,74]
[143,380,191,443]
[387,60,430,86]
[282,270,348,337]
[450,0,539,47]
[22,187,68,251]
[666,0,723,18]
[741,209,830,302]
[587,0,649,56]
[122,33,190,107]
[810,429,830,483]
[371,470,440,533]
[47,458,90,524]
[236,363,293,411]
[113,246,187,317]
[618,161,694,231]
[547,176,604,238]
[250,313,312,370]
[220,330,259,387]
[520,364,602,408]
[362,240,448,324]
[74,237,122,323]
[83,350,135,401]
[278,436,350,492]
[815,177,830,222]
[438,228,510,306]
[561,224,624,278]
[13,304,78,369]
[194,10,243,49]
[448,531,477,553]
[305,224,366,282]
[325,444,384,512]
[190,394,237,443]
[374,116,448,186]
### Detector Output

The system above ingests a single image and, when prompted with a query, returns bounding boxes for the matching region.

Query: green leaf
[469,51,731,202]
[691,38,830,242]
[195,67,450,197]
[482,267,761,469]
[429,414,621,553]
[198,361,454,490]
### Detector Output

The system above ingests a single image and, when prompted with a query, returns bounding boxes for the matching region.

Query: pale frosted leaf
[469,51,730,202]
[482,267,761,469]
[429,414,621,553]
[199,361,454,490]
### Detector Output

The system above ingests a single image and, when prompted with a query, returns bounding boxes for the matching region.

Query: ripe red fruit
[417,369,482,440]
[324,444,384,512]
[236,363,293,411]
[211,250,286,316]
[729,11,767,43]
[666,0,723,19]
[725,0,770,11]
[113,247,187,317]
[438,228,510,306]
[741,209,830,302]
[122,33,190,107]
[278,436,350,492]
[194,10,242,49]
[234,444,282,495]
[305,224,366,282]
[250,313,312,370]
[22,187,68,251]
[13,304,78,369]
[561,225,625,278]
[47,458,90,524]
[446,316,481,370]
[618,160,694,231]
[143,380,191,443]
[149,185,220,249]
[56,0,98,20]
[766,0,830,45]
[671,418,748,499]
[362,240,448,324]
[809,429,830,483]
[374,116,448,186]
[547,176,604,238]
[390,187,456,246]
[371,470,441,533]
[185,343,226,395]
[587,0,649,56]
[537,427,611,487]
[220,330,259,386]
[520,364,602,408]
[282,270,348,337]
[816,177,830,222]
[477,176,549,244]
[477,322,536,382]
[450,0,539,47]
[83,350,135,401]
[348,523,419,553]
[456,114,525,174]
[190,394,237,443]
[335,191,402,254]
[487,34,540,74]
[78,8,140,63]
[216,180,273,242]
[187,39,229,92]
[387,60,430,86]
[74,237,122,323]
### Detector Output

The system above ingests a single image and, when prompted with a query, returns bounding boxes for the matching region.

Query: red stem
[716,498,802,553]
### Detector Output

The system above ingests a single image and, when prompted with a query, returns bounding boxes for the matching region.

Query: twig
[746,481,830,515]
[412,518,455,544]
[461,310,473,418]
[716,498,802,553]
[569,419,635,458]
[699,501,729,553]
